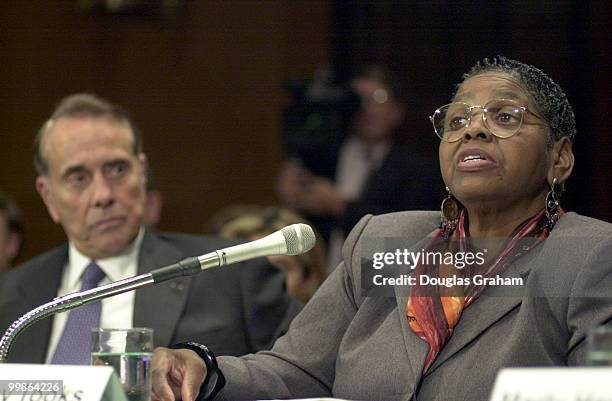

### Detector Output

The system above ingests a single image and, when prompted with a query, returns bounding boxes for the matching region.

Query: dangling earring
[545,178,563,232]
[440,186,460,237]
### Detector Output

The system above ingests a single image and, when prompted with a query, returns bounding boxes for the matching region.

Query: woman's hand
[151,347,207,401]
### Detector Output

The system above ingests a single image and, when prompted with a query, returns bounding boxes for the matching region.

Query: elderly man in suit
[0,93,300,364]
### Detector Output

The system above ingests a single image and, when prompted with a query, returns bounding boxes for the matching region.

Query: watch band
[168,342,226,400]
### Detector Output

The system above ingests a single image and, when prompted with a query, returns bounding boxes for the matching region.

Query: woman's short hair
[459,55,576,144]
[211,205,328,284]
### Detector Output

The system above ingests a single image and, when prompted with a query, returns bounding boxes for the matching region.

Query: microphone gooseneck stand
[0,254,216,363]
[0,223,315,363]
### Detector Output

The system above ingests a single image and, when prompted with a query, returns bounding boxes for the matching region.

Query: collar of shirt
[336,136,391,200]
[62,227,145,294]
[342,136,391,168]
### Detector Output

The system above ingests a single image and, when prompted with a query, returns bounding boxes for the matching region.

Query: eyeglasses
[430,99,546,143]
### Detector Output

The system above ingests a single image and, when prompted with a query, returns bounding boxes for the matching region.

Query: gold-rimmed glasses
[430,99,546,142]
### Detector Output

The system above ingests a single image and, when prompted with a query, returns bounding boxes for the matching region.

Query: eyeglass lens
[433,99,524,141]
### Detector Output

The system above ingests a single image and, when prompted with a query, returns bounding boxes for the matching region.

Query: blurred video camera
[281,67,360,179]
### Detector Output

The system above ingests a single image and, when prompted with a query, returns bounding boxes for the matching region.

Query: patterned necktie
[51,261,106,365]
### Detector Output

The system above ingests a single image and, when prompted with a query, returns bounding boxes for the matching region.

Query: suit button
[169,282,185,292]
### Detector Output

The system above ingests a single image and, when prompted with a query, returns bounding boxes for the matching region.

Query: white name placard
[0,364,127,401]
[490,368,612,401]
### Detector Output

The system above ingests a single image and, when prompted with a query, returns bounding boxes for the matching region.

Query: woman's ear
[547,137,574,185]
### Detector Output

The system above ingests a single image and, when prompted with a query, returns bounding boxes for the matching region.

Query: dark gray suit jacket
[215,211,612,401]
[0,230,301,363]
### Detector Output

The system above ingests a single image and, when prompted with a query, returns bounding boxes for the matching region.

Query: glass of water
[586,324,612,366]
[91,328,154,401]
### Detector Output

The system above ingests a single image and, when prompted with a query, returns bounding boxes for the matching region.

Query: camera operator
[279,65,441,267]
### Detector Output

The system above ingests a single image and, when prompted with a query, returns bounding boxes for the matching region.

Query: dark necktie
[51,261,106,365]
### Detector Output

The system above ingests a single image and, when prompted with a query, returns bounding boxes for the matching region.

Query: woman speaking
[151,57,612,401]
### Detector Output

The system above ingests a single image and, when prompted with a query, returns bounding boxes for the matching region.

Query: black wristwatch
[168,342,226,401]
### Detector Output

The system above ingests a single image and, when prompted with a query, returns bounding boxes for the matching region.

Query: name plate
[490,368,612,401]
[0,364,127,401]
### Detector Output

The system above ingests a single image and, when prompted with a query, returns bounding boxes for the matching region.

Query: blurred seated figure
[0,192,23,274]
[144,169,163,227]
[211,205,328,304]
[279,64,441,267]
[204,204,265,235]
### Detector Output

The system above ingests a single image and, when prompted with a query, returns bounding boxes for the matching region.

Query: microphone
[0,224,316,362]
[150,223,317,283]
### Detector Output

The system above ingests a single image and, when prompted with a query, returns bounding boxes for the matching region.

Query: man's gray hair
[458,55,576,144]
[34,93,143,175]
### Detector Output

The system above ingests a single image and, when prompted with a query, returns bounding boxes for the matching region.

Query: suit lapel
[392,234,433,387]
[393,229,541,380]
[133,231,191,347]
[425,249,537,374]
[10,246,66,363]
[394,286,430,387]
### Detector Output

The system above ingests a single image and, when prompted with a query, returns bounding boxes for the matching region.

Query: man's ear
[547,137,574,186]
[36,175,60,223]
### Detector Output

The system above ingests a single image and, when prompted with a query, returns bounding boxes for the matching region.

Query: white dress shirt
[335,136,390,202]
[328,136,391,267]
[45,228,144,363]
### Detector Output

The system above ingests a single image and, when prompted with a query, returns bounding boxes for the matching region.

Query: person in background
[0,93,300,364]
[204,204,263,235]
[279,64,441,267]
[213,205,327,303]
[151,56,612,401]
[0,192,23,274]
[144,169,163,227]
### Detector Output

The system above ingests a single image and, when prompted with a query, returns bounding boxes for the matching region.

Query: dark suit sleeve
[214,215,372,400]
[238,258,303,352]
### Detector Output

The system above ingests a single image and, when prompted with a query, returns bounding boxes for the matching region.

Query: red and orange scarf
[406,208,561,372]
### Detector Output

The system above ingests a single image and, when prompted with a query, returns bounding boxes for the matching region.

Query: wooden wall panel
[0,0,330,263]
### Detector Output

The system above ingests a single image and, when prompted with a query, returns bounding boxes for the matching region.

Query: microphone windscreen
[282,224,316,255]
